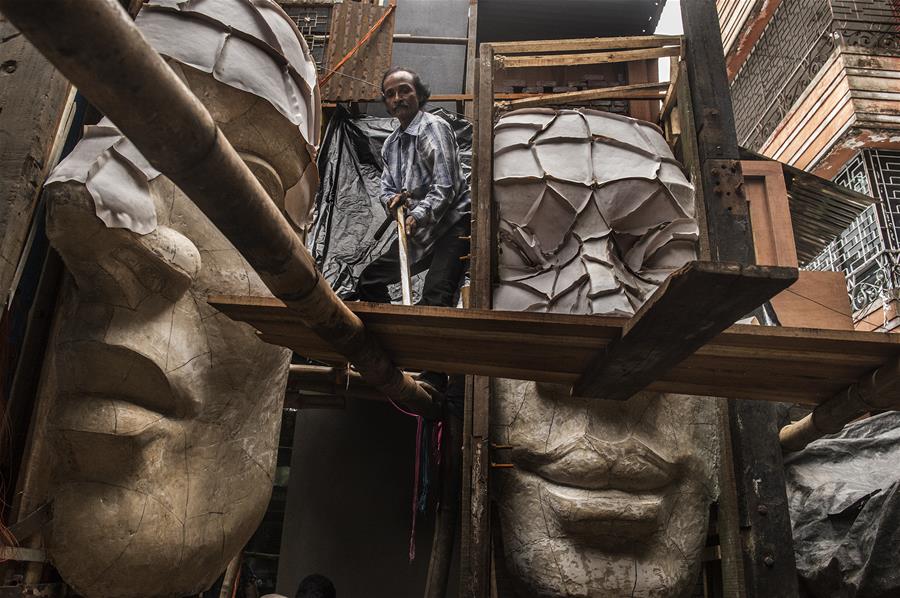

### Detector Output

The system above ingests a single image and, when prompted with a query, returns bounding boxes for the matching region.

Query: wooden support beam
[393,34,468,45]
[212,296,900,406]
[627,58,660,122]
[488,34,682,54]
[681,2,800,596]
[460,41,494,598]
[0,14,72,303]
[463,0,478,121]
[286,364,388,403]
[660,61,680,122]
[573,261,798,400]
[497,45,680,69]
[498,82,667,110]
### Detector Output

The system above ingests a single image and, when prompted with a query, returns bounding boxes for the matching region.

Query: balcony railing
[806,202,900,313]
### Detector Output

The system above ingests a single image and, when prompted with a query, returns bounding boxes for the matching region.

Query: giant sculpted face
[491,109,718,597]
[39,2,319,596]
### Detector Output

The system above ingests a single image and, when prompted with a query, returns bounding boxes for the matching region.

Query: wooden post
[463,0,478,122]
[681,2,799,597]
[0,14,72,304]
[460,42,493,598]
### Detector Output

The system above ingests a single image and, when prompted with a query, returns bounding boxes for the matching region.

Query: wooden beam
[0,14,72,303]
[211,296,900,406]
[627,58,660,122]
[489,34,682,54]
[497,45,681,69]
[660,62,680,123]
[682,2,800,596]
[393,34,468,45]
[572,261,798,400]
[461,41,495,598]
[498,82,667,110]
[463,0,478,121]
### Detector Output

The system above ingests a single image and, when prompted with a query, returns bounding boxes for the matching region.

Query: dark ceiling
[477,0,668,44]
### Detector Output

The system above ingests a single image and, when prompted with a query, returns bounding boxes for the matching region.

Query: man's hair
[381,66,431,106]
[296,574,336,598]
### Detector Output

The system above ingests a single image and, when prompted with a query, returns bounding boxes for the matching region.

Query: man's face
[383,70,421,125]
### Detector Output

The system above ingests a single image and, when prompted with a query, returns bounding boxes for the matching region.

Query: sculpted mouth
[519,436,678,492]
[540,481,665,541]
[510,436,679,541]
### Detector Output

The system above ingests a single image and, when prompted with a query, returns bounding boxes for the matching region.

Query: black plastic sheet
[309,105,472,299]
[785,411,900,598]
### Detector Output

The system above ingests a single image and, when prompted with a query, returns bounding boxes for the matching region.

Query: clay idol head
[40,2,319,596]
[491,109,718,597]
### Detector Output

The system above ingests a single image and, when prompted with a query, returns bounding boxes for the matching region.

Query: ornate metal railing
[807,149,900,315]
[807,203,900,312]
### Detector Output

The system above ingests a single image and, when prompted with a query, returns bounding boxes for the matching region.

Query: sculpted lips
[513,436,679,541]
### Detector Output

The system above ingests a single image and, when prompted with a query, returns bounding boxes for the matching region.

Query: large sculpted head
[40,2,319,596]
[491,109,718,597]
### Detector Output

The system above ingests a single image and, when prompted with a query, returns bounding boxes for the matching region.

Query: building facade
[718,0,900,330]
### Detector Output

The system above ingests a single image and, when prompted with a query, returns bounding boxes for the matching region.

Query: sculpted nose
[46,181,201,308]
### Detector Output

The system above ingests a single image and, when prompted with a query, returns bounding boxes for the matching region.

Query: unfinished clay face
[492,109,718,597]
[39,2,319,597]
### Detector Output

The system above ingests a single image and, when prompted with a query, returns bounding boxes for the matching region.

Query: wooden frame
[460,20,802,597]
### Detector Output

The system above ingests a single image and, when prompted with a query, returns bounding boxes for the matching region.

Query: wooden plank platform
[209,295,900,406]
[574,261,798,401]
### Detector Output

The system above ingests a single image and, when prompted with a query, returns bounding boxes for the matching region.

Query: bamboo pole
[0,0,438,417]
[780,357,899,452]
[396,205,413,306]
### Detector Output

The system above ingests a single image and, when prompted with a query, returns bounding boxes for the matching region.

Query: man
[356,67,471,307]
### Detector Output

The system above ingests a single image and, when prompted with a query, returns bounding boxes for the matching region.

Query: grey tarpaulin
[784,411,900,598]
[309,106,471,299]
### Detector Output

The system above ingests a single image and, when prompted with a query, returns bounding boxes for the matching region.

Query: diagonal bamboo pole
[780,357,899,452]
[0,0,438,417]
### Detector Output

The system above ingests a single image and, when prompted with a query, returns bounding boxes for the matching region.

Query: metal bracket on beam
[572,260,798,400]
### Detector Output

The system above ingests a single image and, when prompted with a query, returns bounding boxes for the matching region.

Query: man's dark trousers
[357,218,470,307]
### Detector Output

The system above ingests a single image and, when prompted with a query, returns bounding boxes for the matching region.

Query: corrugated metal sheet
[477,0,667,43]
[322,1,395,102]
[741,149,878,265]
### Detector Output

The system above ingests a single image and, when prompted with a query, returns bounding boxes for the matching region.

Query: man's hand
[405,214,418,234]
[388,192,408,215]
